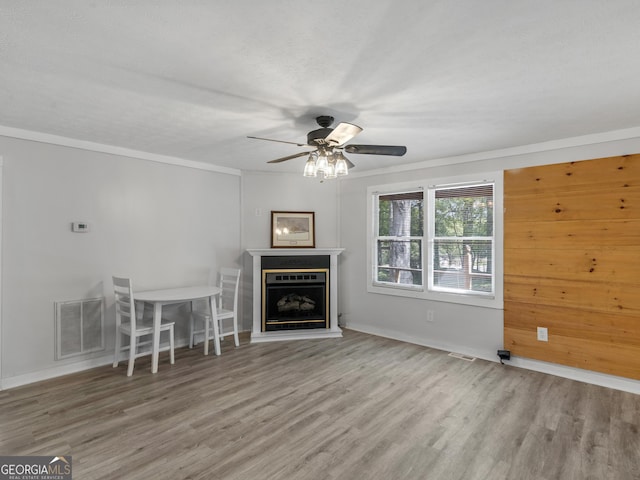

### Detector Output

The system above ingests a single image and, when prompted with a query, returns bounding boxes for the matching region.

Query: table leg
[210,295,221,356]
[151,302,162,373]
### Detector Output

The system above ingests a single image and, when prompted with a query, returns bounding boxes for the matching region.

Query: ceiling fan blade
[344,145,407,156]
[267,150,315,164]
[247,136,309,147]
[324,122,362,146]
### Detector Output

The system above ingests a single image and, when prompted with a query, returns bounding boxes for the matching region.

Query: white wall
[338,136,640,366]
[0,136,241,386]
[240,171,341,330]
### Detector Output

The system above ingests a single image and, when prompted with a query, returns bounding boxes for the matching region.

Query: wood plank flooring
[1,329,639,479]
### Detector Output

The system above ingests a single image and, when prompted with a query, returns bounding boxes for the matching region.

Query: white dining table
[135,285,222,374]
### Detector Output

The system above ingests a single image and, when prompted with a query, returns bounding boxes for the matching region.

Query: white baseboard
[346,323,640,395]
[1,354,116,390]
[507,356,640,395]
[346,322,498,363]
[0,330,251,390]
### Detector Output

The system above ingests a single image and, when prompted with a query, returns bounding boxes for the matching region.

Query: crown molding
[346,126,640,179]
[0,125,241,176]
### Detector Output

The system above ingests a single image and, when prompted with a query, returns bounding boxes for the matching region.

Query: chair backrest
[218,268,241,312]
[113,276,136,330]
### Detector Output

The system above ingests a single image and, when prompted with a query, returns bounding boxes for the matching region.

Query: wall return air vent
[55,297,105,360]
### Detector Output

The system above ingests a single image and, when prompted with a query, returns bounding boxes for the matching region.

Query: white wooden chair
[190,268,241,349]
[112,276,175,376]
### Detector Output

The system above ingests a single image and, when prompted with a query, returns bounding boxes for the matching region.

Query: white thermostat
[72,222,90,233]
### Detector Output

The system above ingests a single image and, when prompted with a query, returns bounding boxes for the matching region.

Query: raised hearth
[247,248,344,343]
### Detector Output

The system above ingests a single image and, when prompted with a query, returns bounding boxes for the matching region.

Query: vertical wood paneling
[504,154,640,380]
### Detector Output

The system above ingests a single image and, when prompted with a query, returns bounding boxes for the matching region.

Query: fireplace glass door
[263,269,329,331]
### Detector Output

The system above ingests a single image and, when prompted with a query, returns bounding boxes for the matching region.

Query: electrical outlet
[537,327,548,342]
[426,310,434,322]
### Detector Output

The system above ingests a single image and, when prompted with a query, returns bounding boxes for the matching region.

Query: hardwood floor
[1,329,639,479]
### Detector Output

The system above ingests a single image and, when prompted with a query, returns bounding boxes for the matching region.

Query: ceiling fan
[248,116,407,178]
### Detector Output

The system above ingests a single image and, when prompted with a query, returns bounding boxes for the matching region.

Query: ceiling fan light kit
[249,115,407,179]
[303,146,349,179]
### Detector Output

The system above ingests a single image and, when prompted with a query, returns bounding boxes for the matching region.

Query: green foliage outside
[434,195,493,275]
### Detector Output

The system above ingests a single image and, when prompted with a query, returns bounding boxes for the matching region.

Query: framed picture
[271,211,316,248]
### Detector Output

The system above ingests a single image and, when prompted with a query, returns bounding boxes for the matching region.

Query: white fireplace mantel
[247,248,344,343]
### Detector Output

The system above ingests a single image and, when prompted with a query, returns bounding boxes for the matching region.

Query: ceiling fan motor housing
[306,116,335,145]
[307,127,333,145]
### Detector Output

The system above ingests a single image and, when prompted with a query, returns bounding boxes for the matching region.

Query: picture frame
[271,211,316,248]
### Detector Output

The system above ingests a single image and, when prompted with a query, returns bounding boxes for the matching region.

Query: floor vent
[448,352,476,362]
[55,297,105,360]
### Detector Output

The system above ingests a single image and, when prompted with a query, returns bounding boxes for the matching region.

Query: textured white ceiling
[2,0,640,173]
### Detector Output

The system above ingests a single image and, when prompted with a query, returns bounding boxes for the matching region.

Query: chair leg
[169,326,175,365]
[113,329,122,367]
[204,312,210,355]
[232,315,240,347]
[126,335,136,377]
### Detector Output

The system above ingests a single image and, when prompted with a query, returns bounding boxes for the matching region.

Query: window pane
[434,194,493,237]
[377,239,422,286]
[375,190,424,288]
[431,183,494,295]
[432,239,492,293]
[378,193,423,236]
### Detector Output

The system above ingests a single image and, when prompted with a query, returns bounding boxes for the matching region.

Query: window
[428,183,494,296]
[367,173,502,308]
[373,189,424,290]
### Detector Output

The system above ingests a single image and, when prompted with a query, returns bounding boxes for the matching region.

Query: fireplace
[262,255,329,331]
[248,248,344,343]
[263,269,328,330]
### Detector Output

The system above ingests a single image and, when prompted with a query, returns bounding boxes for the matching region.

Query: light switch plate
[72,222,90,232]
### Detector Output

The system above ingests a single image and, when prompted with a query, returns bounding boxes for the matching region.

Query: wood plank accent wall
[504,153,640,380]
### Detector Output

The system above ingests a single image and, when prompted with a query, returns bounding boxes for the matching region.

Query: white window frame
[367,172,503,309]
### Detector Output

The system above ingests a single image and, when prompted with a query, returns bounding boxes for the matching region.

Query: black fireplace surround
[261,256,330,331]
